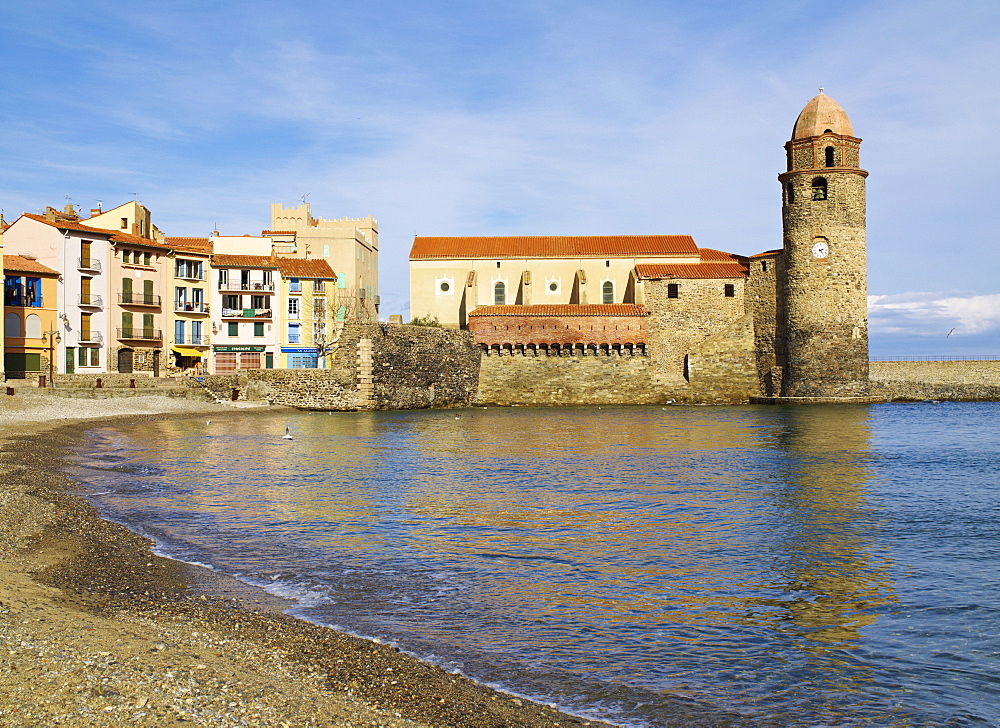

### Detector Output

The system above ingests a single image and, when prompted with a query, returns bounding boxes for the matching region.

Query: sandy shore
[0,392,608,727]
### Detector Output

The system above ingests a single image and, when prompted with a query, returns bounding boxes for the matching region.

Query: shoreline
[0,396,609,727]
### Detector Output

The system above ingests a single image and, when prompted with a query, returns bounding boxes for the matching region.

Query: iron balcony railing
[174,301,210,313]
[173,335,210,346]
[77,257,102,271]
[78,331,104,344]
[4,294,41,307]
[79,294,104,307]
[118,293,162,307]
[218,281,275,292]
[221,307,272,319]
[117,328,162,341]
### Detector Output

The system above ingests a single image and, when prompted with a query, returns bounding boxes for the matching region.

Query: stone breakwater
[0,403,606,727]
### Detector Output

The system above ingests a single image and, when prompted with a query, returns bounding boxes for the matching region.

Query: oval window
[440,281,450,292]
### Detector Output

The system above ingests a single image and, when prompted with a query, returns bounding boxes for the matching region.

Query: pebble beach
[0,391,606,727]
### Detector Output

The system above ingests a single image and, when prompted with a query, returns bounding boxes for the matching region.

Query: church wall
[644,277,747,381]
[468,313,648,347]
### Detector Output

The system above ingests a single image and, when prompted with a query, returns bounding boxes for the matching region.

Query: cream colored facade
[269,203,378,321]
[409,249,701,329]
[84,201,164,243]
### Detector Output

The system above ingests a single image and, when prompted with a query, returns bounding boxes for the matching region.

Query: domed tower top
[791,90,853,140]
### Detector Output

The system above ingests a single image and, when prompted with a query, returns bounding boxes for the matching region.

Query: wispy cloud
[869,291,1000,336]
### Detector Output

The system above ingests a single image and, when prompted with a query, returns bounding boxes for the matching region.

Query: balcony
[119,293,162,307]
[218,282,275,292]
[79,294,104,308]
[222,307,272,319]
[174,301,210,314]
[118,328,162,341]
[4,294,41,308]
[79,331,104,344]
[173,335,210,346]
[78,257,102,272]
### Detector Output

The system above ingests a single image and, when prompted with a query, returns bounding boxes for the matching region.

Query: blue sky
[1,0,998,355]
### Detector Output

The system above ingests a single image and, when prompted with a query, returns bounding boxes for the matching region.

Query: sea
[71,403,1000,727]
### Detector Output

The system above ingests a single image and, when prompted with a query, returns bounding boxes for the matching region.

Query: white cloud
[868,291,1000,337]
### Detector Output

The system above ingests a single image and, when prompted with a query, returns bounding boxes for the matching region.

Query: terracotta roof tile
[22,213,114,237]
[698,247,748,263]
[4,255,59,275]
[468,304,649,317]
[634,262,749,280]
[275,257,337,279]
[749,249,784,258]
[262,230,296,236]
[110,230,171,250]
[211,254,278,269]
[167,237,213,254]
[410,235,699,259]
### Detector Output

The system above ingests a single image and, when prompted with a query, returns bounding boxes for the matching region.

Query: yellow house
[3,255,60,379]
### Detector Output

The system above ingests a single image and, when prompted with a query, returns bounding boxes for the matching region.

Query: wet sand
[0,393,608,727]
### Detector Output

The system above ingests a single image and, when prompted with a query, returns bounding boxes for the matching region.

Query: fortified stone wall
[199,323,480,410]
[870,360,1000,401]
[645,277,747,381]
[745,254,785,396]
[468,312,648,348]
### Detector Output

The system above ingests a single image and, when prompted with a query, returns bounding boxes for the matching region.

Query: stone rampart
[203,323,480,410]
[870,360,1000,401]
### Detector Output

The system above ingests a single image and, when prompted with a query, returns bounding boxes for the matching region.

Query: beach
[0,391,605,727]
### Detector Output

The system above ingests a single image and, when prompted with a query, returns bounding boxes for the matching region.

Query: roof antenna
[818,87,825,94]
[300,193,311,205]
[96,199,103,212]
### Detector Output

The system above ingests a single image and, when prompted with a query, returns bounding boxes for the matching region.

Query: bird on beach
[206,420,211,424]
[283,426,293,440]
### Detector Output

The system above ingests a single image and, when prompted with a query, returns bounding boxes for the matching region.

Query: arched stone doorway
[118,348,134,374]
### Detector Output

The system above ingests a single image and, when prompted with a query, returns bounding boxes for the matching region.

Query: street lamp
[41,328,61,386]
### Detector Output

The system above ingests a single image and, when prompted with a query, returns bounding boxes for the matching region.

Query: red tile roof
[110,230,172,250]
[262,230,296,236]
[211,254,278,269]
[4,254,59,275]
[634,262,749,280]
[275,257,337,279]
[750,249,784,258]
[410,235,699,259]
[166,237,213,254]
[698,247,748,263]
[468,304,649,317]
[21,213,114,237]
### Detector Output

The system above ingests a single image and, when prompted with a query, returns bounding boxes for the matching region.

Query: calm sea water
[74,404,1000,727]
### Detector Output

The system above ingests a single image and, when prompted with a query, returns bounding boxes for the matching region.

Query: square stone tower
[778,91,870,397]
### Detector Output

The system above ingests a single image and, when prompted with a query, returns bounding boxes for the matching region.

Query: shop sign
[213,345,266,352]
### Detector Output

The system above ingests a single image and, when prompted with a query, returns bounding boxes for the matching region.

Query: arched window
[602,281,614,304]
[494,281,506,305]
[825,146,835,167]
[4,312,21,337]
[811,177,828,200]
[25,314,41,338]
[787,183,795,204]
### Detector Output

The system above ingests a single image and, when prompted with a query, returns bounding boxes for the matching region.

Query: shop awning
[171,347,205,358]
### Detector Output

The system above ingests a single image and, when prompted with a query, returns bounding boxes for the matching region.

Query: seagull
[206,420,211,424]
[947,328,956,337]
[283,426,293,440]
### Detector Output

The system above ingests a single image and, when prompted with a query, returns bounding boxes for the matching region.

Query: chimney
[90,208,102,217]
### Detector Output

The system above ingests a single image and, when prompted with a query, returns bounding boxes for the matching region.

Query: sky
[1,0,998,356]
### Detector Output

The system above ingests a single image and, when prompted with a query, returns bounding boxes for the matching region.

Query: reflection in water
[75,404,1000,727]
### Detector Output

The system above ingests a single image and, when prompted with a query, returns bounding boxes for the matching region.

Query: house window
[811,177,828,200]
[25,278,41,307]
[79,348,88,366]
[143,252,151,266]
[825,146,835,167]
[80,313,92,340]
[602,281,614,304]
[191,321,203,344]
[724,284,735,297]
[25,314,41,338]
[90,348,100,366]
[228,322,238,337]
[288,323,301,344]
[288,298,300,318]
[289,278,301,292]
[667,283,679,299]
[494,281,506,305]
[254,322,264,337]
[122,250,130,264]
[175,320,185,345]
[263,270,273,287]
[224,295,240,310]
[4,312,20,337]
[120,217,128,229]
[251,295,266,309]
[218,269,229,287]
[313,280,325,293]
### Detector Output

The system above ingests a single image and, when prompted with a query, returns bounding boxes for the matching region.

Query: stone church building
[408,92,870,404]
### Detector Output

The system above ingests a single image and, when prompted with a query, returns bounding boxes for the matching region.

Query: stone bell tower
[778,91,869,397]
